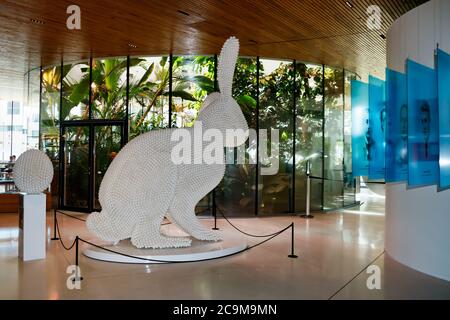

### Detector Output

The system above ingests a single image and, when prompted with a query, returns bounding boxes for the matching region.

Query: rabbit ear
[218,36,239,97]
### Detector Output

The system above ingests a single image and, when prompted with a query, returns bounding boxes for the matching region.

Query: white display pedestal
[18,193,46,261]
[84,238,248,264]
[84,223,248,264]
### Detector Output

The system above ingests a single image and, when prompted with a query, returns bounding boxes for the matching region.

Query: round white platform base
[83,237,248,264]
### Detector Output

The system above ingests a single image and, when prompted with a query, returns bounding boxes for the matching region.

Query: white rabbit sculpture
[86,37,249,249]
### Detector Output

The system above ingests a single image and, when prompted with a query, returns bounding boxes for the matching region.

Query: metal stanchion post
[51,208,60,240]
[212,191,219,231]
[288,223,298,258]
[300,160,314,219]
[74,236,83,281]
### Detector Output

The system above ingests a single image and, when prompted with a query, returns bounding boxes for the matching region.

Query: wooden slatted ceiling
[0,0,427,99]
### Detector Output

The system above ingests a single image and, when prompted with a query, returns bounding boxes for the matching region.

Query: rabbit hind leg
[130,209,192,249]
[86,210,130,243]
[169,200,222,242]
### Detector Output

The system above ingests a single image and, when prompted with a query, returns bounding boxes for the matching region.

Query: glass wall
[41,65,62,201]
[0,69,40,192]
[295,62,324,212]
[128,56,170,139]
[62,125,90,209]
[36,54,357,215]
[172,56,216,213]
[93,125,122,209]
[344,71,357,205]
[62,61,90,121]
[324,67,345,210]
[25,69,41,152]
[41,65,61,155]
[171,56,215,128]
[92,57,127,120]
[258,59,294,214]
[216,57,258,216]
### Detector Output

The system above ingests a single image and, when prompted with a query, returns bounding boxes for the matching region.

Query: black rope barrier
[56,210,87,222]
[55,215,77,251]
[216,207,287,238]
[53,220,293,264]
[51,207,299,281]
[77,224,293,264]
[309,175,347,183]
[54,209,176,225]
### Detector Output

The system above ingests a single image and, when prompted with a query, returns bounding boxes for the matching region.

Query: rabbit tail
[86,211,130,243]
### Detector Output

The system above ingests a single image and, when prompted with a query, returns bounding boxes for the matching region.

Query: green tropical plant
[41,56,217,208]
[40,56,337,213]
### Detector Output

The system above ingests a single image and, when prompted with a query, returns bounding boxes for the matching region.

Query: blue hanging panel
[368,75,386,180]
[437,49,450,190]
[386,69,408,183]
[407,59,439,188]
[351,80,370,177]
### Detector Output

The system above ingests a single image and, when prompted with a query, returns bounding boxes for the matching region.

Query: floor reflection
[0,194,449,299]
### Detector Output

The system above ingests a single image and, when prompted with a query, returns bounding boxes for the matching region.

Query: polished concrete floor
[1,193,450,300]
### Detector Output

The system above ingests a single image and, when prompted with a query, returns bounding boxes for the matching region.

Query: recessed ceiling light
[345,1,354,8]
[177,10,190,16]
[30,18,45,25]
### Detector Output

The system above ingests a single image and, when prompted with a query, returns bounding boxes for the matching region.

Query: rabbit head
[197,37,249,148]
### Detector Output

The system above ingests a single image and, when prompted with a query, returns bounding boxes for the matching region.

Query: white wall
[386,0,450,282]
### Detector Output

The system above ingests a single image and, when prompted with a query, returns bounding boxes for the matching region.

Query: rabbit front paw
[191,230,222,242]
[131,222,192,249]
[131,233,192,249]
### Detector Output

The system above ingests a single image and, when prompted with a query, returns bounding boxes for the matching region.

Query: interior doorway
[60,122,124,212]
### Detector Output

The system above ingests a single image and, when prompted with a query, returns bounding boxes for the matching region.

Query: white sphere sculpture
[86,36,249,249]
[13,149,54,193]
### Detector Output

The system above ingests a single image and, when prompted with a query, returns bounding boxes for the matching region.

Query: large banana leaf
[237,94,256,109]
[137,63,155,87]
[166,91,197,101]
[180,75,215,93]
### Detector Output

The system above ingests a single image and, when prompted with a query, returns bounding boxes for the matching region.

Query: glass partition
[93,125,122,209]
[62,61,90,121]
[344,71,357,205]
[41,65,62,202]
[62,125,90,209]
[26,68,40,152]
[171,56,215,128]
[91,57,127,120]
[258,59,294,214]
[37,54,357,216]
[128,56,170,139]
[295,63,324,212]
[172,55,216,213]
[324,67,344,210]
[41,65,61,154]
[216,57,258,216]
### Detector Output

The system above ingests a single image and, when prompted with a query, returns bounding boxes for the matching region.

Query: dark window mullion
[89,56,93,120]
[342,68,346,207]
[322,64,325,211]
[169,54,173,129]
[292,60,297,214]
[124,55,130,144]
[212,54,218,217]
[58,59,64,210]
[255,57,260,216]
[38,66,43,151]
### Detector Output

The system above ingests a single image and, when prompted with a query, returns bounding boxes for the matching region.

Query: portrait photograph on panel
[407,59,439,188]
[437,49,450,190]
[386,69,408,183]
